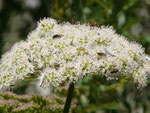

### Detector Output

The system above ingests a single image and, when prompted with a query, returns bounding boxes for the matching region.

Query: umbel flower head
[0,18,150,90]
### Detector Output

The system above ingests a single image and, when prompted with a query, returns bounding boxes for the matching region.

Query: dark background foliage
[0,0,150,113]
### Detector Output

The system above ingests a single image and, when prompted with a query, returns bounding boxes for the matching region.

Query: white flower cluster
[0,18,150,90]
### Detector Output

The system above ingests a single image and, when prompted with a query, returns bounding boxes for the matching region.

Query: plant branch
[63,83,75,113]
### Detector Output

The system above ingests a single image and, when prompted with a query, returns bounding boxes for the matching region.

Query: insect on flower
[97,52,107,57]
[39,73,45,87]
[110,69,119,74]
[57,20,61,24]
[28,58,31,62]
[90,21,99,27]
[104,48,115,57]
[53,34,63,39]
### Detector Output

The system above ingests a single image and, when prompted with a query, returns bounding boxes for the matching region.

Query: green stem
[63,83,75,113]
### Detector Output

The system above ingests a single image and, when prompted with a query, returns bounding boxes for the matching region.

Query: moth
[103,48,115,57]
[39,73,45,87]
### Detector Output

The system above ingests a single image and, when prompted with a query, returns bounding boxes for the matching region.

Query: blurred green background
[0,0,150,113]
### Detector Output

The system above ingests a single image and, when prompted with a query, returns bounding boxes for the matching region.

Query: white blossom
[0,18,150,90]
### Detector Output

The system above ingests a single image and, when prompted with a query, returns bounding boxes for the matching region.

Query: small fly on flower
[57,20,62,24]
[97,52,107,59]
[110,69,119,74]
[90,21,99,27]
[53,34,63,39]
[97,52,107,57]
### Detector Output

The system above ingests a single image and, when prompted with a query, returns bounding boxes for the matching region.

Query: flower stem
[63,83,75,113]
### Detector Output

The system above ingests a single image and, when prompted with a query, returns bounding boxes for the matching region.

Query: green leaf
[87,102,125,112]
